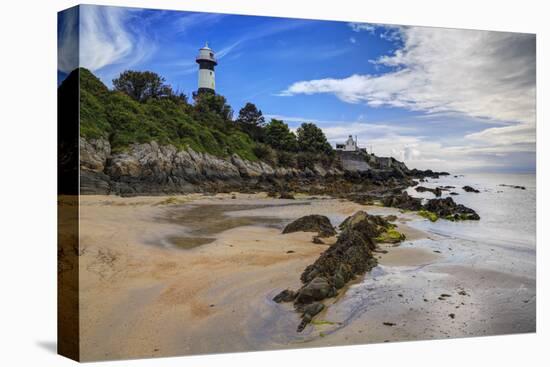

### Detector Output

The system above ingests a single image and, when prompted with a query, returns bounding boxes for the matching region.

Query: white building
[196,43,217,94]
[336,135,359,151]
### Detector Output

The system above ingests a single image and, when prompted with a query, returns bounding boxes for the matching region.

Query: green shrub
[253,144,277,166]
[276,150,296,168]
[296,152,317,170]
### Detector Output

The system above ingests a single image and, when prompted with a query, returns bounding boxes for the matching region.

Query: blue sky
[58,5,536,173]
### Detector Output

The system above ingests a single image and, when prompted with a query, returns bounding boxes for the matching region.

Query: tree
[264,119,297,151]
[296,122,333,155]
[236,102,265,141]
[113,70,176,102]
[193,92,233,122]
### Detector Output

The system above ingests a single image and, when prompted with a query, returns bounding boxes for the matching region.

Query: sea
[406,173,536,250]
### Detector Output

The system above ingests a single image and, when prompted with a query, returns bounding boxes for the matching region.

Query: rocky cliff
[79,138,347,195]
[79,138,445,196]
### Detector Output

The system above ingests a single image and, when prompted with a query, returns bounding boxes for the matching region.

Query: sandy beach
[75,193,535,361]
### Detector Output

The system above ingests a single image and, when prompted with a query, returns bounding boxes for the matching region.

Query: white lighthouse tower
[195,43,217,94]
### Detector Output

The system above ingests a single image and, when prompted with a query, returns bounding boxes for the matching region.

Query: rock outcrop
[274,211,403,332]
[79,138,445,196]
[382,190,480,221]
[423,197,481,221]
[382,191,423,211]
[282,215,337,238]
[499,184,526,190]
[415,186,442,197]
[462,185,480,193]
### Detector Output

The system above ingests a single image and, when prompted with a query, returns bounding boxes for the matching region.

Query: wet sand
[76,193,535,361]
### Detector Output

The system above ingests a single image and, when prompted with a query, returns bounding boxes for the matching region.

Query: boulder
[462,185,480,193]
[424,197,480,221]
[415,186,442,197]
[384,215,398,222]
[312,236,325,244]
[282,215,336,237]
[382,191,423,211]
[339,211,393,244]
[300,226,376,284]
[295,276,336,304]
[302,302,325,317]
[296,302,326,332]
[273,289,297,303]
[279,192,295,200]
[499,184,526,190]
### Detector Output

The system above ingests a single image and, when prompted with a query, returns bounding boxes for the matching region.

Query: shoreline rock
[499,184,526,190]
[382,191,480,222]
[423,197,480,221]
[382,191,423,211]
[274,211,405,332]
[282,215,337,238]
[415,186,442,197]
[462,185,480,193]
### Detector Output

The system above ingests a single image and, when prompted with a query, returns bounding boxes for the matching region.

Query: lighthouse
[195,43,217,94]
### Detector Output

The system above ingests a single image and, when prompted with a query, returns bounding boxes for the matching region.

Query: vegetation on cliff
[73,67,336,166]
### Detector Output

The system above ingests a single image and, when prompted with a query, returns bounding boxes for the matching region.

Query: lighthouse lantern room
[196,43,217,94]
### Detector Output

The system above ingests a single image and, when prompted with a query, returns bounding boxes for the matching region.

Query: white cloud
[76,5,154,72]
[265,113,534,172]
[466,123,536,146]
[349,37,357,44]
[349,23,376,34]
[281,27,536,126]
[280,26,536,171]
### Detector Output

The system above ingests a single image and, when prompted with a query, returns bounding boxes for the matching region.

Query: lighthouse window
[210,71,213,75]
[209,52,214,58]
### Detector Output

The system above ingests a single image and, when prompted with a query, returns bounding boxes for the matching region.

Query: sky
[58,5,536,173]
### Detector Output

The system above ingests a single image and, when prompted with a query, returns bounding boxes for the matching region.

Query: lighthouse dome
[196,43,217,65]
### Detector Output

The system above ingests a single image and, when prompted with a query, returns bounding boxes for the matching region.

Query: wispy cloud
[173,12,225,33]
[466,123,536,147]
[58,5,156,73]
[58,7,79,73]
[348,22,376,34]
[216,40,243,59]
[215,19,310,60]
